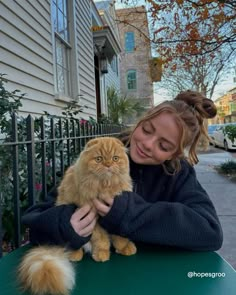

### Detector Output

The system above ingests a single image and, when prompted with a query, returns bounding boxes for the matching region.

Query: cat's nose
[104,162,112,167]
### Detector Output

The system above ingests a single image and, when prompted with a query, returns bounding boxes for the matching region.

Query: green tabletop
[0,244,235,295]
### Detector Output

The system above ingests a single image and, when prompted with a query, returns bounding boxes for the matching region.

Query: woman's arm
[22,189,97,249]
[96,166,223,251]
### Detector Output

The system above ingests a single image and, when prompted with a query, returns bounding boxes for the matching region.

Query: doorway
[94,55,101,119]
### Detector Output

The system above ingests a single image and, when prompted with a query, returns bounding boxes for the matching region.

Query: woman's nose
[142,138,154,151]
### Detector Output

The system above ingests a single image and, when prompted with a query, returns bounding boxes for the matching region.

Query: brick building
[211,87,236,124]
[116,6,154,117]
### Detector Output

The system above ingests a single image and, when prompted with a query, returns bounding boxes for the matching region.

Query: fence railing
[0,113,125,257]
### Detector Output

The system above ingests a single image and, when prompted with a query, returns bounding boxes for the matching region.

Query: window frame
[125,31,135,53]
[126,70,137,91]
[52,0,72,97]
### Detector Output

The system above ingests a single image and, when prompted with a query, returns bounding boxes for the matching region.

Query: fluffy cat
[18,137,137,295]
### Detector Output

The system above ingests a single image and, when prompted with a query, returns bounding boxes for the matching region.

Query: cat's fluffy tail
[18,246,75,295]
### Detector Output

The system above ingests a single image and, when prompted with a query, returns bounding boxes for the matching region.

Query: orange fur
[18,246,75,295]
[18,137,137,295]
[56,137,136,261]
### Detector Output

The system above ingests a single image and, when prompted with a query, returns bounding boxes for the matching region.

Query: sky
[94,0,236,104]
[154,72,236,105]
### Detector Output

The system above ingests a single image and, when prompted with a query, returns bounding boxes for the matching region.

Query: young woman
[22,90,223,251]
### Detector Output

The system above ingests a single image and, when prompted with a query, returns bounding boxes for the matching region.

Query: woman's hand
[93,197,114,217]
[70,204,97,237]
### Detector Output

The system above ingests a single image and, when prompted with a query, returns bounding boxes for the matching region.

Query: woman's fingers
[70,205,97,237]
[78,217,97,237]
[93,198,114,217]
[71,204,91,222]
[70,197,114,236]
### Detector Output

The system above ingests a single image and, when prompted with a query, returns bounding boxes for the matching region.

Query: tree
[115,0,236,95]
[155,47,236,99]
[153,49,236,149]
[107,86,146,124]
[114,0,236,149]
[224,125,236,144]
[117,0,236,58]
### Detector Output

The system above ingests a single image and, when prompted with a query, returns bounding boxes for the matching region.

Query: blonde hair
[124,90,217,174]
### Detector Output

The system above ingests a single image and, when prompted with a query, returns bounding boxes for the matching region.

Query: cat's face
[79,137,129,178]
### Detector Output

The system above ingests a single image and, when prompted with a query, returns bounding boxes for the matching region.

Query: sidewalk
[195,148,236,270]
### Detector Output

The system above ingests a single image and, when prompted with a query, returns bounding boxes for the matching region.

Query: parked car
[208,124,223,145]
[212,123,236,150]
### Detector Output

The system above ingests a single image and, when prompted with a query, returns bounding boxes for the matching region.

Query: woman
[22,90,223,251]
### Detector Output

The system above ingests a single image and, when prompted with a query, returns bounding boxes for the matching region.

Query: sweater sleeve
[22,192,90,249]
[99,165,223,251]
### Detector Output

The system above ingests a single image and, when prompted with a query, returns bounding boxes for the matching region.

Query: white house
[95,0,121,92]
[0,0,121,120]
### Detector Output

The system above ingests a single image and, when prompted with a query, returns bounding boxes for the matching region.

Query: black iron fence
[0,113,125,257]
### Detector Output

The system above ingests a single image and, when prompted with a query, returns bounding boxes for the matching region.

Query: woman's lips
[136,144,150,158]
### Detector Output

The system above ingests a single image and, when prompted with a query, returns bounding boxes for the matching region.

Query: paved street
[195,146,236,270]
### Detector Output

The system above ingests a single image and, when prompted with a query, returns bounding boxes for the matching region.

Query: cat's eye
[95,156,103,163]
[112,156,119,162]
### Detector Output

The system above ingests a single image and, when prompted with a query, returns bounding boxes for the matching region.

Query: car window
[208,124,223,133]
[208,126,217,132]
[208,126,213,131]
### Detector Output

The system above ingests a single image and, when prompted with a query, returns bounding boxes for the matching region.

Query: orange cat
[18,137,137,295]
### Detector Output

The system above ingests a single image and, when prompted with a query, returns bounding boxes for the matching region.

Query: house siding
[0,0,97,119]
[99,62,120,115]
[94,1,121,114]
[0,0,56,115]
[105,62,120,91]
[75,0,97,118]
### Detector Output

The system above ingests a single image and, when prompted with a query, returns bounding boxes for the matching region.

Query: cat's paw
[116,241,137,256]
[68,248,84,261]
[92,250,110,262]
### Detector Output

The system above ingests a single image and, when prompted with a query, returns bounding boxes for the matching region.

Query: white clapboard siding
[75,0,97,118]
[1,18,52,62]
[1,2,52,52]
[0,63,54,98]
[0,0,98,118]
[20,98,73,117]
[0,0,56,115]
[105,63,120,91]
[1,31,52,72]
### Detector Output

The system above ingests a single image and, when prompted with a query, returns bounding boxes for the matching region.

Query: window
[52,0,71,96]
[125,32,135,52]
[127,70,137,90]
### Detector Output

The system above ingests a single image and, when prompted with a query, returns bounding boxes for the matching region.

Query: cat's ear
[85,138,99,149]
[84,136,125,150]
[112,137,124,147]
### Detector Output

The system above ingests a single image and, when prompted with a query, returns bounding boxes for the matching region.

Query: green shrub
[0,75,91,250]
[223,125,236,144]
[107,86,146,124]
[217,160,236,175]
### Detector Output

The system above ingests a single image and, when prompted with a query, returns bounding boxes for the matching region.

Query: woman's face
[130,112,180,165]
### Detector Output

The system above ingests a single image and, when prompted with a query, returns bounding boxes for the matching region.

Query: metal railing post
[12,113,20,248]
[26,115,36,206]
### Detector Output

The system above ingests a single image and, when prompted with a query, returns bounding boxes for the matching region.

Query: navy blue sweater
[22,158,223,251]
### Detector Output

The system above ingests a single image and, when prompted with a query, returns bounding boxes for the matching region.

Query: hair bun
[202,98,217,118]
[175,90,217,119]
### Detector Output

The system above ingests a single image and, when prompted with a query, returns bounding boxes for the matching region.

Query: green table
[0,244,235,295]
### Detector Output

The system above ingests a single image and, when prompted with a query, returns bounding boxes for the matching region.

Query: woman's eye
[95,156,103,163]
[159,143,168,152]
[142,127,151,134]
[113,156,119,162]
